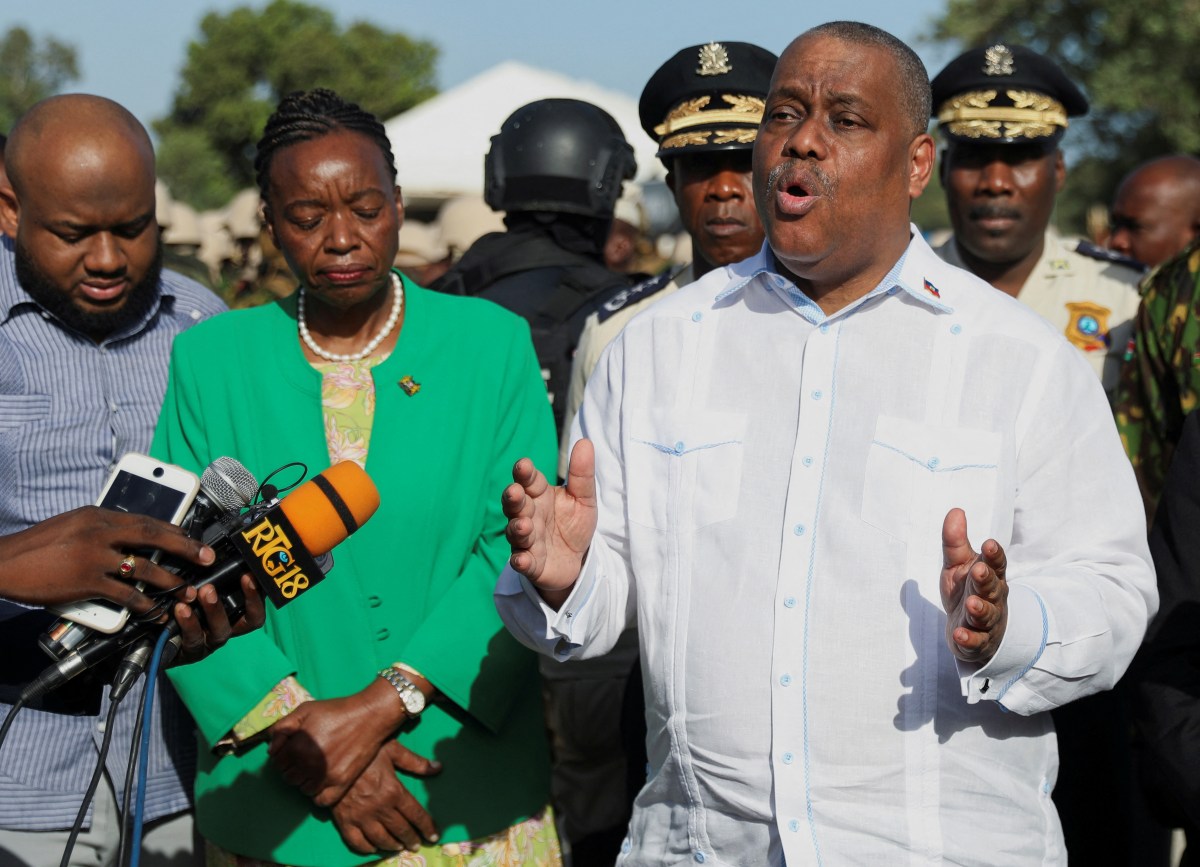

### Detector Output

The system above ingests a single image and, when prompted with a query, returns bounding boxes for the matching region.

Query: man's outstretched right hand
[502,438,597,608]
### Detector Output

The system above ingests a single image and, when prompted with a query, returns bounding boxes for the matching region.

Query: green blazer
[153,277,556,865]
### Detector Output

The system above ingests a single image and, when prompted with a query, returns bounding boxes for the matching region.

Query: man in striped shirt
[0,94,226,867]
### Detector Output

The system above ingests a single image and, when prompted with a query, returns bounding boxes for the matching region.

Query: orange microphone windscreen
[277,462,381,555]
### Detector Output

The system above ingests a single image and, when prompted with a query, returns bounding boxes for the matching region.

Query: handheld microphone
[38,458,261,661]
[22,462,380,701]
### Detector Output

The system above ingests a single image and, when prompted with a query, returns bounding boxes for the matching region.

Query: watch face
[402,688,426,715]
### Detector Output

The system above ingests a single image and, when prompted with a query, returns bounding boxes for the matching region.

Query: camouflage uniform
[1115,238,1200,518]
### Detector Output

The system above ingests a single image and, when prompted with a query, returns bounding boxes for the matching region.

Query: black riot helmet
[484,98,637,219]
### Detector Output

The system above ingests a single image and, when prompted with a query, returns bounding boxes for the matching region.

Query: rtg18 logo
[231,510,327,608]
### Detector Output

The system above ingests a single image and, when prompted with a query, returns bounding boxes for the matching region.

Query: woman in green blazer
[153,89,560,867]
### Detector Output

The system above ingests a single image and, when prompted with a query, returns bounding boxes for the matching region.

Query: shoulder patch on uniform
[596,266,683,323]
[1074,240,1145,273]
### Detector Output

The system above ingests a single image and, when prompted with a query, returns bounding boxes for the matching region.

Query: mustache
[968,204,1022,221]
[765,159,835,198]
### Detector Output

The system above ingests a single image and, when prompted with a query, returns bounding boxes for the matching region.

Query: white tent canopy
[384,61,665,207]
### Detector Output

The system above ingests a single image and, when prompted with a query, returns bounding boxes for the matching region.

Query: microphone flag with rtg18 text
[225,461,381,607]
[20,461,381,702]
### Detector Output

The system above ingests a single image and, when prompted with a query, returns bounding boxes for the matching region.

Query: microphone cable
[57,689,124,867]
[0,696,26,758]
[128,628,174,867]
[116,666,152,867]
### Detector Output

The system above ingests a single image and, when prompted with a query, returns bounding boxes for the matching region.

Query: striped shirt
[0,235,227,830]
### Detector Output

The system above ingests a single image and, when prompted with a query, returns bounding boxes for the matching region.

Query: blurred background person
[393,219,450,287]
[430,98,636,438]
[153,88,560,867]
[1116,239,1200,519]
[1108,155,1200,269]
[602,183,650,275]
[434,194,505,266]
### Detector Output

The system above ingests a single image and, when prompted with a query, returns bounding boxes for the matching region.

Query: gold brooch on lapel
[398,375,421,396]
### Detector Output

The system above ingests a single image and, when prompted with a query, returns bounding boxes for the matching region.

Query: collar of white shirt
[714,227,955,324]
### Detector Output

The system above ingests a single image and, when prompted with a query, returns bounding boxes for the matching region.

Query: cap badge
[983,44,1015,76]
[697,42,733,76]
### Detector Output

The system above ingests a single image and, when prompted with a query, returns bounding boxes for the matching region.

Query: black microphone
[38,458,261,661]
[21,462,380,701]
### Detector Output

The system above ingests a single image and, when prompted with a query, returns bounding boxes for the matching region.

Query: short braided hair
[254,88,396,197]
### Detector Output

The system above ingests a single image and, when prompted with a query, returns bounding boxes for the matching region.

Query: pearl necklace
[298,272,403,363]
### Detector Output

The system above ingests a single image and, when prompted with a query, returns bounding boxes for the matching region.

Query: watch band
[378,665,426,717]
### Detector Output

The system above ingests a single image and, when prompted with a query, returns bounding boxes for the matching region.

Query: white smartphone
[51,452,201,634]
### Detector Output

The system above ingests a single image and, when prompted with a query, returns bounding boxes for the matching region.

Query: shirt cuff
[214,675,313,756]
[494,547,598,661]
[958,583,1048,706]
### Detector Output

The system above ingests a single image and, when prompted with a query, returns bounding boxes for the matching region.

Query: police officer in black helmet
[431,99,636,439]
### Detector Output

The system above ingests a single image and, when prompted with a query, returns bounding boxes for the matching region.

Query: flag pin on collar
[923,279,941,298]
[398,375,421,396]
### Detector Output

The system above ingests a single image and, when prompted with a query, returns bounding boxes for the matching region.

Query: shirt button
[694,853,706,863]
[927,457,940,469]
[950,323,962,335]
[783,595,796,608]
[793,524,805,536]
[190,309,202,320]
[802,456,813,467]
[367,595,382,608]
[674,440,685,453]
[819,323,830,334]
[780,673,792,687]
[782,751,794,764]
[375,627,390,641]
[788,819,800,833]
[691,312,702,322]
[811,390,822,400]
[621,839,631,854]
[97,720,107,733]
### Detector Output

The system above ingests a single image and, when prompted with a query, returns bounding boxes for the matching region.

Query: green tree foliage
[0,27,79,133]
[155,0,437,209]
[926,0,1200,234]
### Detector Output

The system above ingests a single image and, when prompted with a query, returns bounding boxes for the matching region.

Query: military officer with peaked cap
[933,45,1165,866]
[548,42,775,866]
[561,41,775,474]
[931,43,1142,400]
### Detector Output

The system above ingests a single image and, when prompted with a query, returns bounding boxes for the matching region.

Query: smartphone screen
[50,456,199,633]
[98,471,190,523]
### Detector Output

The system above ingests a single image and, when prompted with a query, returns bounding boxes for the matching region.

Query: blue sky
[3,0,958,132]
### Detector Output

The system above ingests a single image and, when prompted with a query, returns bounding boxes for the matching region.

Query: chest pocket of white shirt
[861,415,1002,543]
[625,409,747,531]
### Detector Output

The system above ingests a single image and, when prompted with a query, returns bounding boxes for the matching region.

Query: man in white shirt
[496,21,1155,866]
